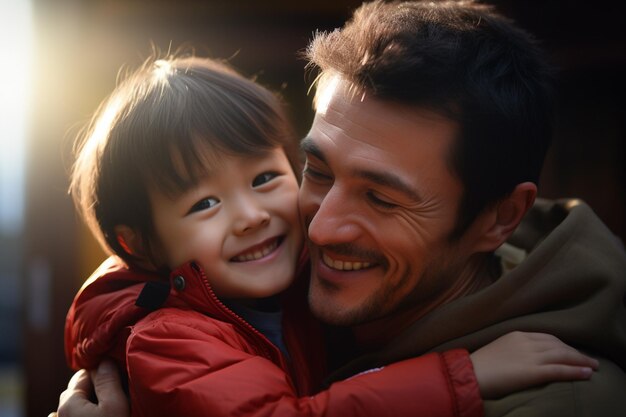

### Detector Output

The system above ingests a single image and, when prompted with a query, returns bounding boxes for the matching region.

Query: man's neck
[351,253,498,352]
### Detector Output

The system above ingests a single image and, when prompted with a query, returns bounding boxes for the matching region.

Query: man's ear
[473,182,537,252]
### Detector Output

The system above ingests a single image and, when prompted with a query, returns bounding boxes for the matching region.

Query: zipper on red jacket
[191,265,296,386]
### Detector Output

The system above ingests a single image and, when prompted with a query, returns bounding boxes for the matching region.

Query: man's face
[299,77,480,326]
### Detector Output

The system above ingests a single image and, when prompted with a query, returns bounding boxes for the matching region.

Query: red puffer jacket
[65,255,483,417]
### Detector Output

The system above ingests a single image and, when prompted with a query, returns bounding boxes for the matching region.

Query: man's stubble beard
[307,266,414,327]
[307,245,468,329]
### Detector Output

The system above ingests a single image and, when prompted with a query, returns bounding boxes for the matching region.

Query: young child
[65,55,596,417]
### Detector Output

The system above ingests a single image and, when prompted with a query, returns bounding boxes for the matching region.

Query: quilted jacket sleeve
[126,310,482,417]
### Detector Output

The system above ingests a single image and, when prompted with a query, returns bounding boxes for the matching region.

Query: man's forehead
[314,75,455,136]
[309,110,457,161]
[304,82,461,193]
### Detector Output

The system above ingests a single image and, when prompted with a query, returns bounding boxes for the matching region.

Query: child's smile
[231,236,283,262]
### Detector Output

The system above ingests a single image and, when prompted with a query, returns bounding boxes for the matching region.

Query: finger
[90,361,122,399]
[68,368,92,391]
[533,364,594,382]
[545,350,600,370]
[57,370,96,417]
[59,369,92,405]
[541,348,600,370]
[518,332,600,370]
[48,413,58,417]
[90,361,129,416]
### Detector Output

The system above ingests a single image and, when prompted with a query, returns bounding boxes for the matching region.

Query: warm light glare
[91,95,124,150]
[314,74,340,116]
[0,0,33,234]
[153,59,174,80]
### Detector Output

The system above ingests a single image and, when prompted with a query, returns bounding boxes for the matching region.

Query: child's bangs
[143,127,278,199]
[129,57,293,198]
[138,132,215,199]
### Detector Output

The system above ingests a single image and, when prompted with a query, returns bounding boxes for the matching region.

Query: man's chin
[308,283,373,327]
[310,304,357,327]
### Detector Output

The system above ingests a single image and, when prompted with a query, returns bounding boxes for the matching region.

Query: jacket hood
[327,198,626,382]
[64,257,155,369]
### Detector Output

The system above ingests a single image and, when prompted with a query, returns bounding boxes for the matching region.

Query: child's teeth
[234,240,278,262]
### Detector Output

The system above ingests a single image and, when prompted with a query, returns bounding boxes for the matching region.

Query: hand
[48,361,129,417]
[470,331,599,399]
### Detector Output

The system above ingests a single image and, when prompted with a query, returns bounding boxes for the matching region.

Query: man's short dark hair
[307,0,556,237]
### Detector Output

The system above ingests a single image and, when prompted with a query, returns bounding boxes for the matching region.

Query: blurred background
[0,0,624,416]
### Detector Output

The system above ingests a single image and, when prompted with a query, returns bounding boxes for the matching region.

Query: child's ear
[115,225,162,271]
[472,182,537,253]
[114,225,147,259]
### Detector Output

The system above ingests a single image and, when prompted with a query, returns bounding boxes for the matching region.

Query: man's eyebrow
[300,137,326,163]
[301,137,421,201]
[356,169,423,202]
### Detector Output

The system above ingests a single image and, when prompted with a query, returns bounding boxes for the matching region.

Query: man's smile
[322,251,372,271]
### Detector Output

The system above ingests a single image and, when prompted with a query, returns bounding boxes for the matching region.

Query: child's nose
[232,201,270,235]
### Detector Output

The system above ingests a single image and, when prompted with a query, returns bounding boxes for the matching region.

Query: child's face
[149,147,303,300]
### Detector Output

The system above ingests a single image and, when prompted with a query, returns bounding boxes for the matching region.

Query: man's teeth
[234,240,278,262]
[322,252,371,271]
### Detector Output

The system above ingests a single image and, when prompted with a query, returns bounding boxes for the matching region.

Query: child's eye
[252,172,279,187]
[188,197,220,214]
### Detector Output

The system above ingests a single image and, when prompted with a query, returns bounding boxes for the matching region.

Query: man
[54,1,626,416]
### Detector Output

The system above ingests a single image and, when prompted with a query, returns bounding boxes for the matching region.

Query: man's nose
[232,197,270,235]
[307,185,361,245]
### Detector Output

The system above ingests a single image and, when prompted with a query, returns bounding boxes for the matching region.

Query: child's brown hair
[70,56,300,266]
